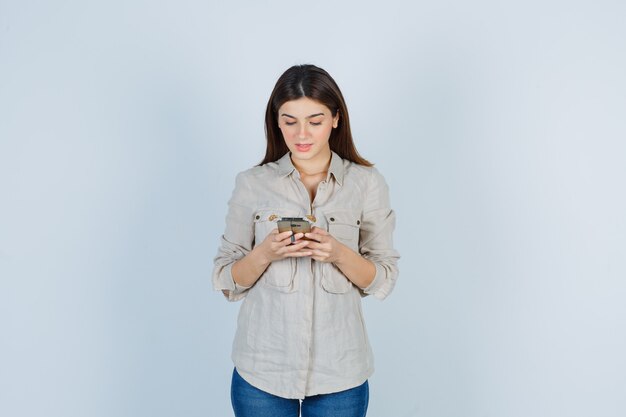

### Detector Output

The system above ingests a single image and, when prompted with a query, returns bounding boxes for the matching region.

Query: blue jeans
[231,367,369,417]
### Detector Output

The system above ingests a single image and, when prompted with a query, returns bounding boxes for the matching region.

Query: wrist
[332,243,353,267]
[251,245,273,267]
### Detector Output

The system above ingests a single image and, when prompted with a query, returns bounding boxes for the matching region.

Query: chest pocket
[321,209,362,294]
[253,209,281,247]
[324,209,361,252]
[253,209,300,293]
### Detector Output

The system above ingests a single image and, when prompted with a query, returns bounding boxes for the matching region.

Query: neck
[292,149,332,176]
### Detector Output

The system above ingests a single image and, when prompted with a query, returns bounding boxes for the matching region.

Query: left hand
[304,226,347,263]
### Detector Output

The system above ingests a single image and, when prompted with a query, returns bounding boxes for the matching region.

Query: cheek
[315,126,333,140]
[279,126,295,139]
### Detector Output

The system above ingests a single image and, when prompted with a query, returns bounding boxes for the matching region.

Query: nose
[298,123,309,139]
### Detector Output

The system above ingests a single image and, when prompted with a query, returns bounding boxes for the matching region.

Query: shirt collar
[277,151,345,186]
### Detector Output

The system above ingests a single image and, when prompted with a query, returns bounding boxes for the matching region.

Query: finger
[274,230,294,242]
[283,232,306,244]
[310,226,329,235]
[309,249,329,260]
[277,239,309,254]
[304,232,324,242]
[304,241,325,251]
[311,252,329,262]
[286,239,310,251]
[282,240,312,256]
[284,250,313,258]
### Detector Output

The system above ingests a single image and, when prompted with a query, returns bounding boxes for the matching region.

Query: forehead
[278,97,330,117]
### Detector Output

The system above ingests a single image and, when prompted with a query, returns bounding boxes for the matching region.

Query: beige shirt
[212,151,400,399]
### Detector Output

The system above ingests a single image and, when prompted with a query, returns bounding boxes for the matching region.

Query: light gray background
[1,1,625,416]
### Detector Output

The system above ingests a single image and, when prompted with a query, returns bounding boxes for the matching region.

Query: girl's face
[277,97,339,165]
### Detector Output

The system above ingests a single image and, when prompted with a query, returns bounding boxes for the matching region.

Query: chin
[290,149,316,158]
[291,154,313,161]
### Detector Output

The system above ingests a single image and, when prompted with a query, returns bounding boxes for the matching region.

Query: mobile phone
[277,217,312,244]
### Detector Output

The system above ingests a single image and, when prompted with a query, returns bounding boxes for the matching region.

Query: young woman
[213,64,400,417]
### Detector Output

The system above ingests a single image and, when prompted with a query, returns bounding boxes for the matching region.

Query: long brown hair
[260,64,372,166]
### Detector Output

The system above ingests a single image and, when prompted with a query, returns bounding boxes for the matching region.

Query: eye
[284,122,296,126]
[310,121,322,126]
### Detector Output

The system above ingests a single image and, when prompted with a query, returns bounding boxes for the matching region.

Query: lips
[295,144,312,152]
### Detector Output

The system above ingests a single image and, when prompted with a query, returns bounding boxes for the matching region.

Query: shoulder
[343,161,389,189]
[228,162,282,204]
[235,161,283,184]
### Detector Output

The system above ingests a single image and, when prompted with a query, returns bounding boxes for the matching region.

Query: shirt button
[356,220,361,225]
[330,217,335,222]
[255,215,260,220]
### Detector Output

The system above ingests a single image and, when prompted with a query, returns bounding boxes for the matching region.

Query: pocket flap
[323,209,361,243]
[323,209,361,227]
[253,209,280,223]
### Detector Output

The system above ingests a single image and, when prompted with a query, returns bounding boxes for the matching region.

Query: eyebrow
[280,112,325,119]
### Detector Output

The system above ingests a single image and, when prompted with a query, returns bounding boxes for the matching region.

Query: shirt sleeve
[212,172,256,302]
[358,168,400,300]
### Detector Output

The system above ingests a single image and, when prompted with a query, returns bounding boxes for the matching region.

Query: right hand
[257,229,312,263]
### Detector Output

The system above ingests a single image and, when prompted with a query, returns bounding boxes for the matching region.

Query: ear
[332,111,340,128]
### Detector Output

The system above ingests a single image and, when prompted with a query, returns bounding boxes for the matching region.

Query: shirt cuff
[220,263,252,302]
[361,263,387,300]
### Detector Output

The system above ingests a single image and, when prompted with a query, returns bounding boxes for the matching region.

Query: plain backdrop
[1,1,625,416]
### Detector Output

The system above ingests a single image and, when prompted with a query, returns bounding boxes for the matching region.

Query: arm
[231,229,311,287]
[305,168,400,299]
[304,227,377,289]
[356,168,400,299]
[212,172,312,301]
[212,172,256,301]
